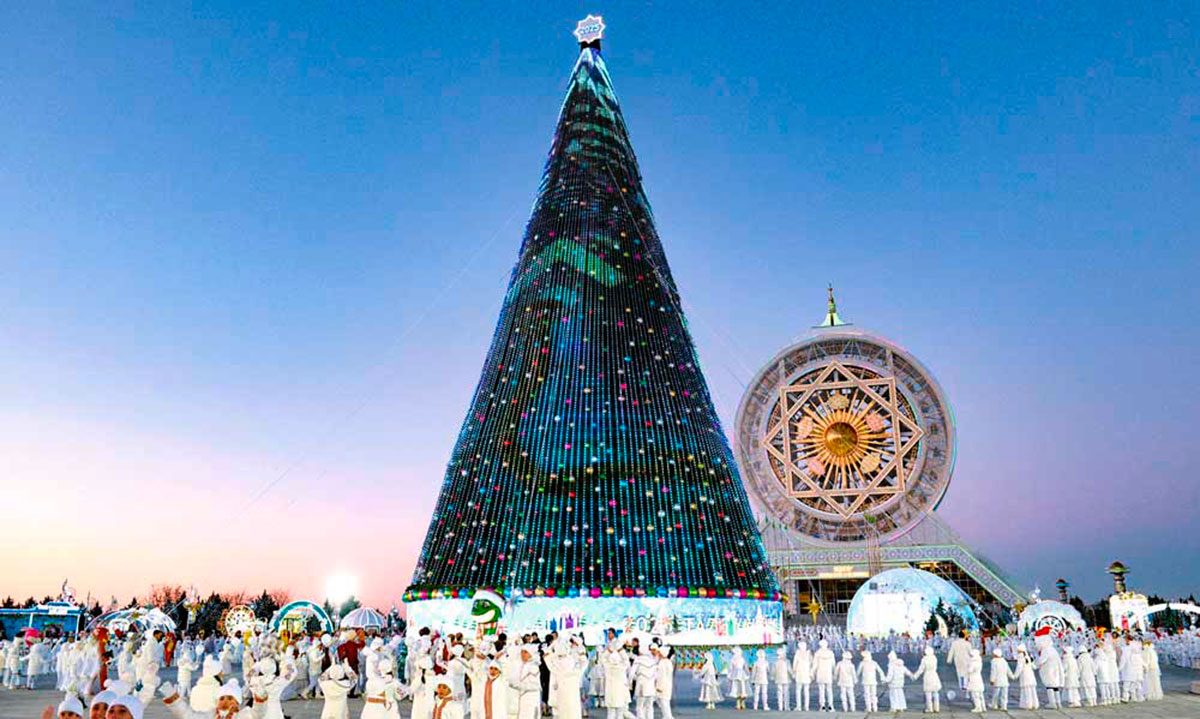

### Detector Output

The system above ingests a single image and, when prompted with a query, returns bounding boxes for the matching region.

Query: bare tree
[221,590,250,607]
[147,584,186,609]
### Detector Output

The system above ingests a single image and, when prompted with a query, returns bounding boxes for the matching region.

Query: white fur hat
[202,656,222,677]
[108,694,145,719]
[218,679,243,702]
[57,695,85,717]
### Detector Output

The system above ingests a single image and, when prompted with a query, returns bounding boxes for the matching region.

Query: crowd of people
[1,621,1195,719]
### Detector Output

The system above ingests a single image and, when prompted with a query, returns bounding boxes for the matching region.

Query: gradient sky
[1,2,1197,610]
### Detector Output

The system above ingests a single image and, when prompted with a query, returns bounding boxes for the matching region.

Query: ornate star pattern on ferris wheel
[761,359,924,519]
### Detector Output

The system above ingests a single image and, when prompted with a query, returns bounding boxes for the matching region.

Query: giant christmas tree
[405,19,780,638]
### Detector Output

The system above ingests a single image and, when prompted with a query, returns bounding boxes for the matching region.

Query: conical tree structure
[406,42,779,604]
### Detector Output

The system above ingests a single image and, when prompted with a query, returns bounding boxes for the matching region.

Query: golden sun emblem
[763,360,924,518]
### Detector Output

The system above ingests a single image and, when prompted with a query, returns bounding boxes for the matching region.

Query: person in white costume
[252,657,293,719]
[946,633,972,691]
[1076,645,1097,707]
[600,641,635,719]
[749,649,770,711]
[1118,638,1144,703]
[856,650,884,713]
[549,638,587,719]
[1062,643,1081,707]
[25,640,45,690]
[987,648,1009,711]
[176,652,199,702]
[790,641,811,712]
[191,657,224,713]
[587,650,605,711]
[883,651,907,713]
[907,646,941,713]
[1142,640,1162,701]
[651,645,674,719]
[319,663,357,719]
[1102,641,1120,705]
[431,680,465,719]
[811,640,835,712]
[515,647,543,719]
[834,652,856,713]
[137,660,162,706]
[361,656,406,719]
[160,677,254,719]
[965,648,985,713]
[3,639,22,690]
[305,640,327,699]
[1012,645,1038,710]
[630,644,656,719]
[1033,633,1063,709]
[769,646,790,711]
[723,648,748,711]
[694,653,721,710]
[474,662,510,719]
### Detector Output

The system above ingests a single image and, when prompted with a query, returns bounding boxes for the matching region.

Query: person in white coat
[25,641,45,690]
[3,639,22,690]
[176,653,199,701]
[473,663,510,719]
[515,647,544,719]
[811,640,835,712]
[319,663,357,719]
[161,677,255,719]
[548,639,587,719]
[1118,638,1144,703]
[790,642,811,712]
[1076,645,1097,707]
[965,648,985,713]
[306,640,327,699]
[587,650,605,711]
[632,645,658,719]
[361,657,406,719]
[946,634,972,691]
[652,645,674,719]
[856,650,884,713]
[883,652,907,713]
[190,657,224,713]
[750,649,770,711]
[834,652,856,713]
[1102,642,1120,705]
[724,648,749,710]
[770,647,790,711]
[600,643,635,719]
[907,646,942,713]
[1012,645,1038,710]
[1142,640,1163,701]
[432,680,466,719]
[1034,635,1063,709]
[252,657,293,719]
[694,653,721,710]
[1062,644,1081,707]
[988,648,1010,711]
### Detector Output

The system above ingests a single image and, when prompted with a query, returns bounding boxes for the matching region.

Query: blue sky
[0,1,1196,605]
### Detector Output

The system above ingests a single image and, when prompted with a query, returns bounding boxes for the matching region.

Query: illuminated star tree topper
[573,14,606,46]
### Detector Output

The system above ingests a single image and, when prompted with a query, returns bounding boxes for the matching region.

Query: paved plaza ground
[3,659,1199,719]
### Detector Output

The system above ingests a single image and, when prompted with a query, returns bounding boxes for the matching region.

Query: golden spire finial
[816,284,848,328]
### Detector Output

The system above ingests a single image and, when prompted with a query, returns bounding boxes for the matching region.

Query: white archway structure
[1135,603,1200,621]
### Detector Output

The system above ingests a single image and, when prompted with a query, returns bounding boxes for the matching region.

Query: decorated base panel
[406,596,783,646]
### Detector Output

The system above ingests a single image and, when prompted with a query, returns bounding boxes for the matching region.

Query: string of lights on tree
[405,41,780,605]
